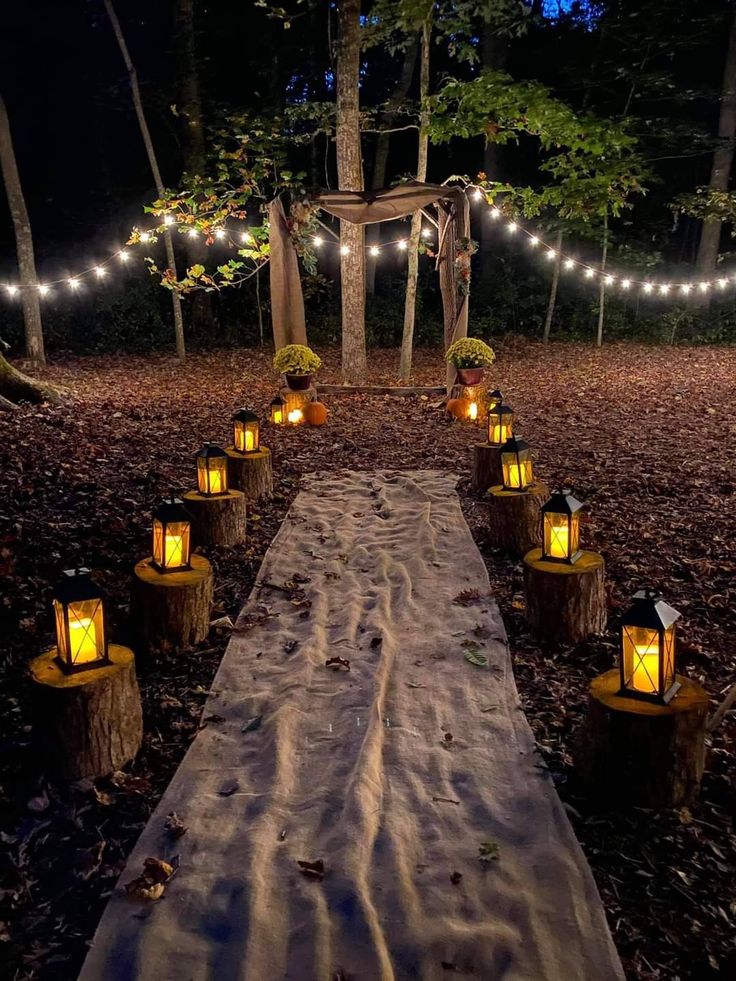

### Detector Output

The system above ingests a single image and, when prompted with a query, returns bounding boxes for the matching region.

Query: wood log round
[29,645,142,781]
[450,381,489,421]
[523,548,606,644]
[487,481,549,556]
[183,489,246,547]
[576,669,709,809]
[470,443,503,495]
[131,555,213,651]
[225,446,273,501]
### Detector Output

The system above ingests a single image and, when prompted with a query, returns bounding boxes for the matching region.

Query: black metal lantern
[541,488,583,564]
[195,443,229,497]
[52,568,109,674]
[151,496,192,573]
[232,409,260,454]
[269,395,286,426]
[487,401,514,446]
[487,388,503,412]
[500,435,534,491]
[619,589,681,704]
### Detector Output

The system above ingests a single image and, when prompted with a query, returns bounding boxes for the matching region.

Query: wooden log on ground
[29,644,142,781]
[450,382,489,421]
[576,669,709,808]
[523,548,606,644]
[487,482,548,556]
[131,555,213,651]
[470,443,503,495]
[183,489,246,547]
[225,446,273,501]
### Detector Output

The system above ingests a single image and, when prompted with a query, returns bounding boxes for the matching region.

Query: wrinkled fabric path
[79,470,623,981]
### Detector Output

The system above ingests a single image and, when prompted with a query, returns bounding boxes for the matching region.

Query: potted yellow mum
[273,344,323,390]
[446,338,496,385]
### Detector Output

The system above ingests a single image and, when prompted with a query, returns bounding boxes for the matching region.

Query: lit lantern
[619,589,681,704]
[541,488,583,564]
[487,401,513,446]
[270,395,286,425]
[487,388,503,412]
[52,568,109,674]
[500,435,534,491]
[151,496,192,573]
[288,407,304,425]
[196,443,229,496]
[232,409,260,454]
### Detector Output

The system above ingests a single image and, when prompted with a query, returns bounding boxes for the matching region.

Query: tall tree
[336,0,367,384]
[104,0,187,361]
[696,4,736,277]
[0,94,45,364]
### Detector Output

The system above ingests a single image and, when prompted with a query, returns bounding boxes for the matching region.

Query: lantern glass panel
[270,399,285,425]
[152,517,191,571]
[197,454,228,495]
[622,625,663,696]
[234,417,260,453]
[502,448,533,490]
[488,410,513,446]
[543,511,581,561]
[54,596,106,668]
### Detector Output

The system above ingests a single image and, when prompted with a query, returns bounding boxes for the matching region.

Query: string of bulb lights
[2,187,734,300]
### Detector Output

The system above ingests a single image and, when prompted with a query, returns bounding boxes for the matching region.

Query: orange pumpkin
[447,397,470,420]
[305,401,329,426]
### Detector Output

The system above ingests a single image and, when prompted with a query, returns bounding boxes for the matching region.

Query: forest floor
[0,340,734,980]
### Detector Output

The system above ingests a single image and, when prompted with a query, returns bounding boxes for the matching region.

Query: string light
[140,232,151,243]
[621,279,631,289]
[118,250,129,262]
[545,249,556,260]
[370,246,380,257]
[94,266,106,278]
[564,258,575,270]
[398,239,408,250]
[718,277,728,289]
[473,189,484,201]
[188,229,198,239]
[163,215,174,226]
[38,284,49,295]
[421,228,432,240]
[585,268,595,279]
[643,283,653,294]
[6,285,18,296]
[529,236,539,247]
[507,222,518,234]
[68,278,80,290]
[698,282,710,292]
[241,231,253,244]
[313,235,323,247]
[489,207,500,219]
[340,244,350,256]
[215,229,226,241]
[658,283,670,295]
[604,274,614,285]
[680,284,691,295]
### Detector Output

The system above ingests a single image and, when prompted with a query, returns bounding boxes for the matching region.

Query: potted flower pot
[456,367,484,385]
[284,373,313,391]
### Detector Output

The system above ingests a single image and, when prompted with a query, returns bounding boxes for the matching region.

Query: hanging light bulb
[680,283,691,295]
[242,231,254,244]
[698,282,710,292]
[564,258,575,270]
[421,227,431,239]
[6,285,18,296]
[313,235,324,247]
[718,277,728,289]
[38,284,49,295]
[621,279,631,289]
[68,278,80,290]
[585,268,595,279]
[140,232,151,243]
[215,229,226,240]
[94,266,106,278]
[188,228,198,239]
[163,215,174,226]
[604,274,614,285]
[398,239,408,250]
[545,249,557,260]
[473,189,483,201]
[340,244,350,256]
[643,283,653,293]
[118,250,129,262]
[529,236,539,247]
[489,207,500,220]
[658,283,670,295]
[370,246,380,257]
[507,222,518,233]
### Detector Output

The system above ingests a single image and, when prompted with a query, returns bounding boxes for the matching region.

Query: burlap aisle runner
[79,471,624,981]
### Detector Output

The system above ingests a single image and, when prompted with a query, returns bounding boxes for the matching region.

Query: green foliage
[674,188,736,230]
[446,337,496,367]
[273,343,322,375]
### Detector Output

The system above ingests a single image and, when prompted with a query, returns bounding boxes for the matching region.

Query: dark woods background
[0,0,734,354]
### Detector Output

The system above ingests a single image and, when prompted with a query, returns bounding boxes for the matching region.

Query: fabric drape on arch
[268,181,470,385]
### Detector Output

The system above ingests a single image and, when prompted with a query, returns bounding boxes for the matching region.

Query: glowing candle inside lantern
[69,616,97,664]
[164,531,185,568]
[632,645,659,693]
[506,462,523,489]
[244,429,255,451]
[468,402,478,421]
[548,523,569,559]
[207,469,224,494]
[490,422,510,444]
[273,408,283,424]
[288,408,303,425]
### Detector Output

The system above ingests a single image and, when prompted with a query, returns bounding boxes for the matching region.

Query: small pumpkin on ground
[305,401,329,426]
[446,397,470,420]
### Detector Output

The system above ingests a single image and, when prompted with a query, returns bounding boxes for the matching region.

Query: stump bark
[29,644,142,781]
[183,489,246,547]
[470,443,503,495]
[576,669,709,808]
[225,446,273,501]
[523,548,607,644]
[131,555,213,651]
[449,382,488,421]
[487,482,548,556]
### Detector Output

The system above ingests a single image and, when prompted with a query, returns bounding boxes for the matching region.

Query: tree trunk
[479,24,508,286]
[596,212,608,347]
[542,231,563,344]
[366,39,418,295]
[0,351,62,407]
[0,94,45,364]
[399,16,431,382]
[104,0,186,360]
[336,0,367,384]
[696,7,736,277]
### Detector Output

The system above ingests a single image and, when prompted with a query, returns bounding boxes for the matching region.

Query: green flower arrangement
[273,344,323,376]
[445,338,496,369]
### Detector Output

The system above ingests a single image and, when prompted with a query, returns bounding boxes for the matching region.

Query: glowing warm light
[215,229,226,240]
[473,189,483,201]
[370,246,380,257]
[468,401,478,421]
[658,284,670,295]
[421,228,431,239]
[68,279,80,290]
[163,215,174,226]
[541,489,582,564]
[313,235,324,247]
[188,228,198,239]
[680,284,691,294]
[233,409,260,454]
[340,245,350,256]
[529,236,539,247]
[151,500,192,574]
[507,222,518,233]
[564,259,575,270]
[505,460,532,489]
[500,436,533,492]
[398,240,408,250]
[38,284,49,295]
[68,617,97,664]
[52,569,108,674]
[643,283,653,293]
[545,249,557,260]
[288,408,303,425]
[196,444,229,496]
[94,266,106,278]
[585,268,595,279]
[270,397,285,425]
[619,590,680,704]
[621,279,631,289]
[718,277,728,289]
[490,207,500,219]
[118,250,129,262]
[632,644,659,693]
[698,282,709,292]
[604,275,614,285]
[140,232,151,243]
[242,231,254,244]
[6,285,18,296]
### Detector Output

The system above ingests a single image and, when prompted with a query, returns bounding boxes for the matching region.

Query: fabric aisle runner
[79,470,624,981]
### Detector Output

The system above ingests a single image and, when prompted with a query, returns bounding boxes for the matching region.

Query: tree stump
[487,482,548,556]
[280,384,316,423]
[225,446,273,501]
[29,645,142,781]
[183,489,246,547]
[470,443,503,495]
[450,382,488,421]
[576,669,709,808]
[523,548,607,644]
[131,555,213,651]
